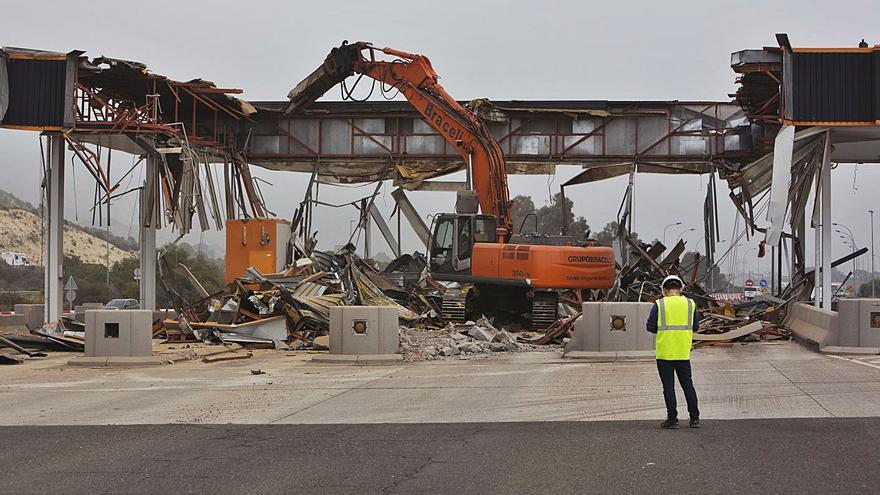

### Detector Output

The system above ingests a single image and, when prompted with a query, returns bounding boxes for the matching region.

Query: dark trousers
[657,359,699,420]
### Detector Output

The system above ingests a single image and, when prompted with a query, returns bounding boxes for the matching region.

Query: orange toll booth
[225,218,291,283]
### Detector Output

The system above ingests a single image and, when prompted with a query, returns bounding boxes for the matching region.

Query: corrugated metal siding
[790,52,876,122]
[2,59,66,127]
[875,52,880,121]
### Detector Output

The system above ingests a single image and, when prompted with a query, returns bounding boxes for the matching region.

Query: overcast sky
[2,0,879,281]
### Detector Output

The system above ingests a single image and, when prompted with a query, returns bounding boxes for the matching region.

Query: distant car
[105,299,140,310]
[743,287,760,300]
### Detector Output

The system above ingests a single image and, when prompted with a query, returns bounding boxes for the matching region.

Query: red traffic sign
[745,279,755,287]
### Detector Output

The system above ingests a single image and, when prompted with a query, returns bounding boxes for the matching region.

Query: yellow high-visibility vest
[655,295,696,360]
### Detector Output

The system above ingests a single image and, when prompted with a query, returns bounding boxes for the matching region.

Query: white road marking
[826,354,880,370]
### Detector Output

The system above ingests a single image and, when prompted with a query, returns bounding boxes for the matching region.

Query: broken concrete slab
[440,346,460,356]
[468,326,496,342]
[492,330,517,345]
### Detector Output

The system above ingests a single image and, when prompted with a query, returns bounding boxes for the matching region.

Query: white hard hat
[661,275,684,290]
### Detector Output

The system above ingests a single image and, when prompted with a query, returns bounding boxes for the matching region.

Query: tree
[157,243,225,307]
[509,195,536,234]
[858,279,879,297]
[509,193,590,238]
[110,257,140,300]
[595,221,642,248]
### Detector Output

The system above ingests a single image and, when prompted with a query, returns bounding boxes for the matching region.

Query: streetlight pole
[834,222,857,283]
[840,235,856,270]
[870,210,876,297]
[663,221,682,247]
[676,227,695,243]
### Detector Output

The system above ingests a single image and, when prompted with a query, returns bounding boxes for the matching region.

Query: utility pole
[871,209,876,297]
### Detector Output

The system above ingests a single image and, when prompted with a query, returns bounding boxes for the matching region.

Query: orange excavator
[286,41,615,327]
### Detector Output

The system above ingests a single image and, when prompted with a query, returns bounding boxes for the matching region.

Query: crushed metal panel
[564,163,633,185]
[292,281,329,298]
[350,265,419,321]
[768,124,793,246]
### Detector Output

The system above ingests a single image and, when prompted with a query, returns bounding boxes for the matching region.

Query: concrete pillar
[44,134,65,323]
[814,169,822,308]
[139,156,158,310]
[820,132,832,310]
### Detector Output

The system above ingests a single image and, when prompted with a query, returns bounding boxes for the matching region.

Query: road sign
[64,276,77,310]
[134,268,142,281]
[745,279,755,287]
[759,279,768,288]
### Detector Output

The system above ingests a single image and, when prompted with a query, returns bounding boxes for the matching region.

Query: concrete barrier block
[567,302,654,354]
[786,302,838,348]
[329,306,399,356]
[74,303,105,323]
[85,310,152,358]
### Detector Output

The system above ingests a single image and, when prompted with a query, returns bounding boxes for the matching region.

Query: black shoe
[689,417,701,428]
[660,418,679,429]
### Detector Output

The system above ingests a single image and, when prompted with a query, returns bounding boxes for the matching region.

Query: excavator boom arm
[286,41,511,229]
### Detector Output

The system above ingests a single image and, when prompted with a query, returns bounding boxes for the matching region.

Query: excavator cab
[429,213,497,278]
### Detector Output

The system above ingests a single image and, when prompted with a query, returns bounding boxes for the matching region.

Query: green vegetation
[858,279,879,297]
[509,193,590,238]
[0,242,225,311]
[157,243,226,307]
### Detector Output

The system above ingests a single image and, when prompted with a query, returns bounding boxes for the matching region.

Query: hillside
[0,208,134,266]
[0,189,135,267]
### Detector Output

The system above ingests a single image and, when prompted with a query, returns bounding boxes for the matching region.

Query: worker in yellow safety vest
[646,275,700,429]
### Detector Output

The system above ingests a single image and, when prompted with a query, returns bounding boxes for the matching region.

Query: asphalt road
[3,419,879,494]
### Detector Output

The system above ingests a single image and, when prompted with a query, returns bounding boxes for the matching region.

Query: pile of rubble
[159,245,559,358]
[695,293,790,345]
[160,245,427,347]
[400,317,554,361]
[604,235,793,345]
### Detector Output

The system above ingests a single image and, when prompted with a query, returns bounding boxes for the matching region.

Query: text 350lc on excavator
[285,41,616,328]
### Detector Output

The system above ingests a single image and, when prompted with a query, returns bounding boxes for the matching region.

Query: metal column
[360,198,371,259]
[369,204,401,257]
[391,188,431,249]
[139,156,158,310]
[44,134,65,323]
[820,132,832,310]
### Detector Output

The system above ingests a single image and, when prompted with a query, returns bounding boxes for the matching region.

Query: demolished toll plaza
[2,33,880,365]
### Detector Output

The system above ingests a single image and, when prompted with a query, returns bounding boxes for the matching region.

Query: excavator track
[441,287,470,323]
[531,291,559,330]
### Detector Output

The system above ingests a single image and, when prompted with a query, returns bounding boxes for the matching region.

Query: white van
[0,252,31,267]
[743,287,760,300]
